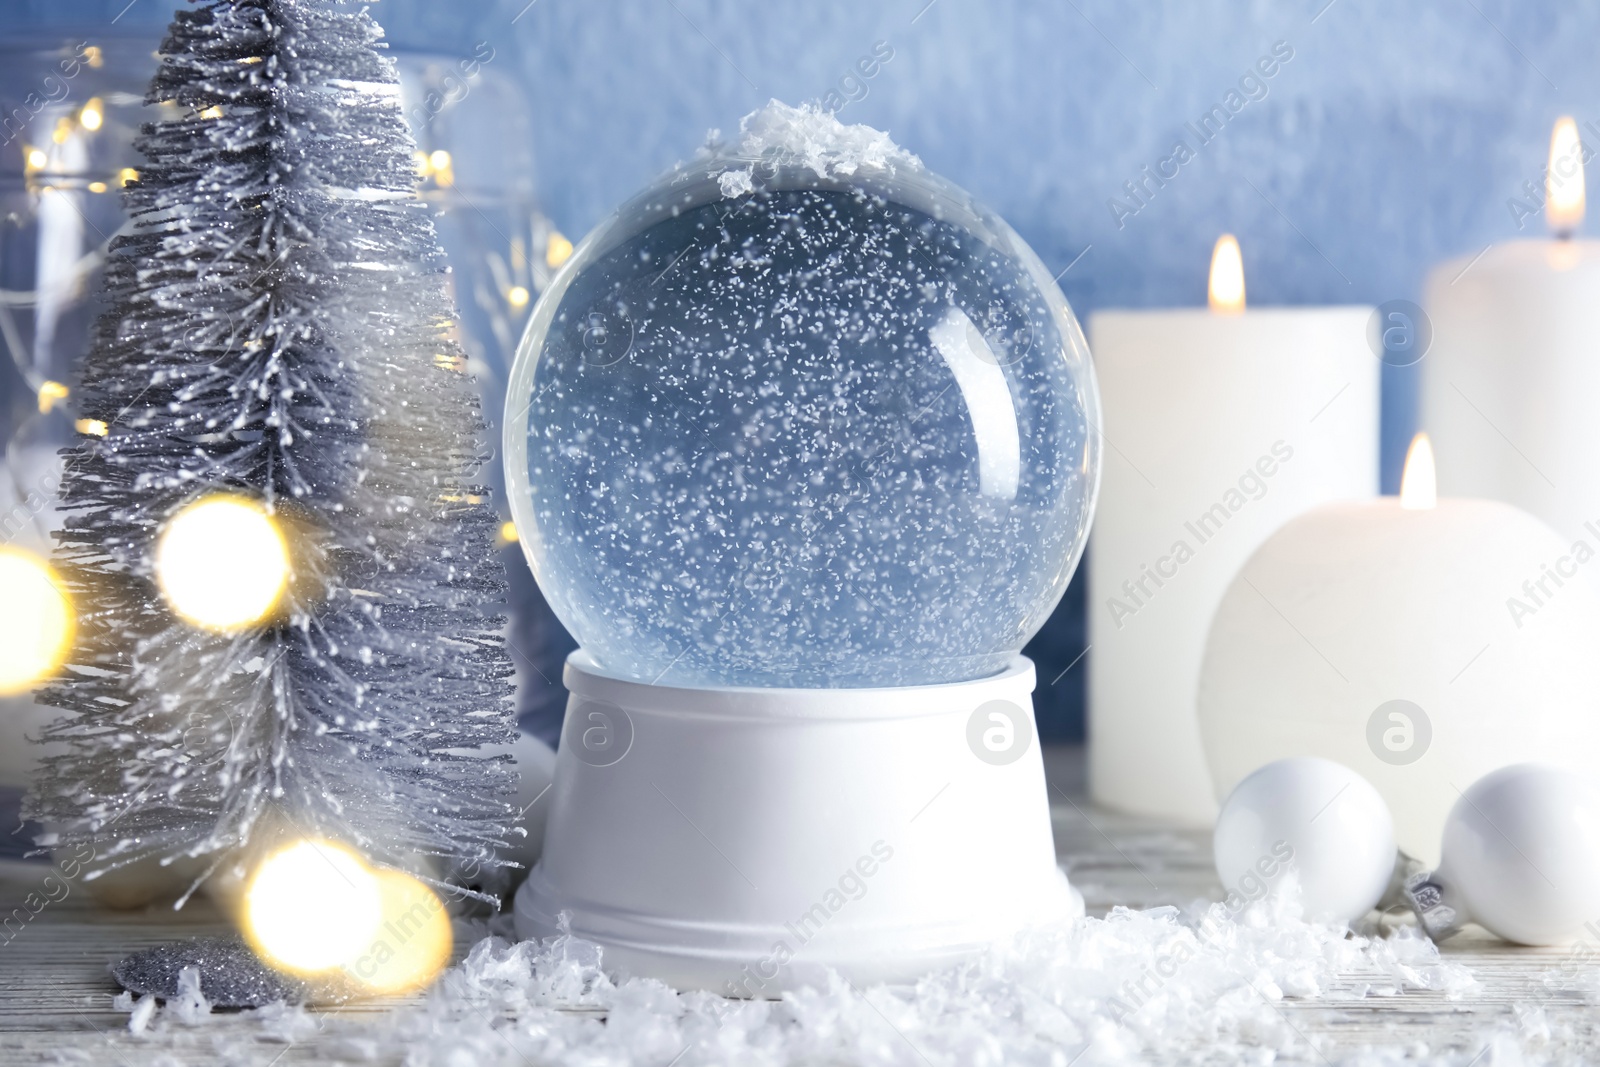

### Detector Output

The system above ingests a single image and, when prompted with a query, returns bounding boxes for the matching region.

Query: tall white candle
[1423,117,1600,542]
[1088,237,1379,823]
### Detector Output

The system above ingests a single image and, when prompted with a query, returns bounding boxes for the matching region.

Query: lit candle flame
[1547,116,1586,238]
[156,495,290,631]
[0,548,74,696]
[1208,234,1245,315]
[1400,432,1437,511]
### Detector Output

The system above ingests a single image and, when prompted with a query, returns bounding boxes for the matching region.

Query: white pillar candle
[1198,436,1600,863]
[1088,236,1379,823]
[1422,117,1600,542]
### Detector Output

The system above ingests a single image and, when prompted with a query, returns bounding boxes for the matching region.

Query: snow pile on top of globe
[505,101,1100,689]
[714,99,921,193]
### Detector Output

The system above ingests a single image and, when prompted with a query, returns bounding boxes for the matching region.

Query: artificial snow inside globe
[507,102,1100,992]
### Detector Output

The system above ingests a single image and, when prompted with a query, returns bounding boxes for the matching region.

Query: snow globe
[505,103,1100,992]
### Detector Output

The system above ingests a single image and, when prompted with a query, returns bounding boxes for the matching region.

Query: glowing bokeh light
[0,549,74,696]
[243,840,381,976]
[156,496,289,631]
[545,231,574,269]
[37,380,69,413]
[346,869,453,995]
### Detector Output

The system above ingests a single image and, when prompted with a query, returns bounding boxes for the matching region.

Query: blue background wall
[4,0,1588,739]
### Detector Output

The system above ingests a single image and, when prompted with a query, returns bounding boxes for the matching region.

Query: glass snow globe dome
[505,103,1100,689]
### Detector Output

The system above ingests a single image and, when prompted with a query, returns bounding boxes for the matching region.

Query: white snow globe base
[513,651,1079,995]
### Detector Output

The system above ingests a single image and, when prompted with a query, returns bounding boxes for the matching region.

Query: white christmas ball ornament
[1405,764,1600,945]
[1214,757,1396,923]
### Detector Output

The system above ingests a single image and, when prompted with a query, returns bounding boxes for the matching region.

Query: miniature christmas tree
[28,0,518,898]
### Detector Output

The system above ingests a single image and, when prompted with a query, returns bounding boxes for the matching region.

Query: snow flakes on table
[115,887,1494,1066]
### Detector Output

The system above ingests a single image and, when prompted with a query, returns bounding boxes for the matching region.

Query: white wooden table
[0,746,1593,1065]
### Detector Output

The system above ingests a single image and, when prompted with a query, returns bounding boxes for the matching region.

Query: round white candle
[1422,117,1600,543]
[1089,237,1379,823]
[1198,437,1600,863]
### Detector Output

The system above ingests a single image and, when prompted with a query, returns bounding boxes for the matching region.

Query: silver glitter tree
[27,0,518,899]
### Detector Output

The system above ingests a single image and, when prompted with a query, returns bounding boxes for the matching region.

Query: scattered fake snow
[717,167,756,197]
[115,878,1534,1066]
[717,100,922,194]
